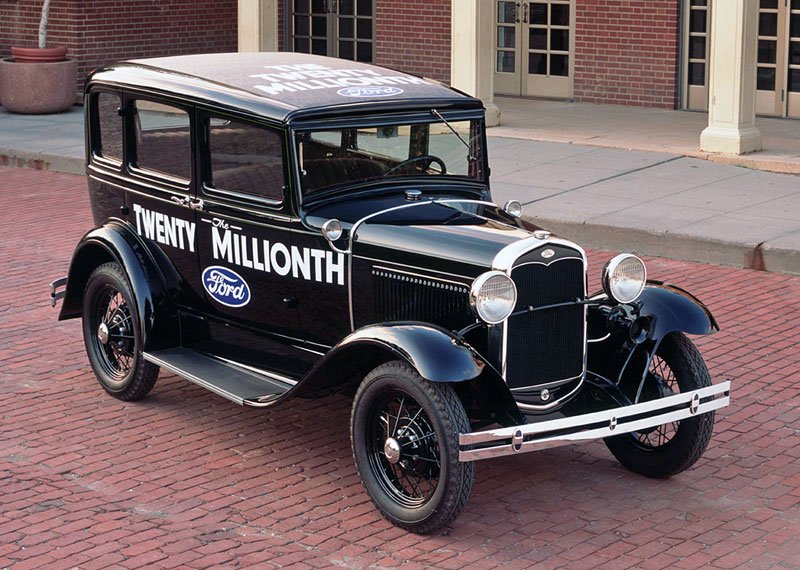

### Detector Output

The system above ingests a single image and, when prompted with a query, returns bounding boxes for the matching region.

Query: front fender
[587,282,718,394]
[58,221,178,350]
[638,281,718,339]
[343,323,486,383]
[294,323,523,426]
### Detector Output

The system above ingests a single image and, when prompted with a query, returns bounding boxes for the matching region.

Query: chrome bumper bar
[458,380,730,462]
[50,277,67,307]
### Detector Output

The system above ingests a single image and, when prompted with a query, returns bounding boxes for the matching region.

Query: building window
[291,0,374,62]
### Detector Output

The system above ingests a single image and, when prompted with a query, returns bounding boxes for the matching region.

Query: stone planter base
[0,57,78,114]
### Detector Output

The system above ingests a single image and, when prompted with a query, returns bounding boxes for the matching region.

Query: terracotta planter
[10,46,68,63]
[0,57,77,114]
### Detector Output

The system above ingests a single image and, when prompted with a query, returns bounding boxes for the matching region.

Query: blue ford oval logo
[337,86,404,98]
[202,266,250,308]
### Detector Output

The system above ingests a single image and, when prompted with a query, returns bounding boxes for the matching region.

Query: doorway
[494,0,575,98]
[683,0,800,118]
[290,0,375,62]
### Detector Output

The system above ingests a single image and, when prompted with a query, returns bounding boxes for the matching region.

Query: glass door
[787,0,800,117]
[291,0,374,62]
[495,1,522,95]
[755,0,787,115]
[683,0,711,111]
[494,0,574,98]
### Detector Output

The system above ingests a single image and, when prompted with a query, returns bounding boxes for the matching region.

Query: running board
[143,348,294,406]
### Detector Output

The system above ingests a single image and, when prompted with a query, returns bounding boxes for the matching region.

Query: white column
[238,0,278,52]
[700,0,762,154]
[451,0,501,126]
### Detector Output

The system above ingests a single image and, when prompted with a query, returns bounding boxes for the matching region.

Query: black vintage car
[51,53,730,533]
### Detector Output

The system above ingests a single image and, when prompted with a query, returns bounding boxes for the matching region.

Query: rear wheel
[604,333,714,478]
[351,361,473,534]
[82,262,159,401]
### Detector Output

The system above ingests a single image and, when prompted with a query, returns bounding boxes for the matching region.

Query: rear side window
[132,100,192,181]
[207,118,285,203]
[94,92,122,163]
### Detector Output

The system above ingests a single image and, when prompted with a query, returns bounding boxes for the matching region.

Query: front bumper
[458,380,730,462]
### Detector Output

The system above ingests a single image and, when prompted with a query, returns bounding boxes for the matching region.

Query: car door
[120,95,205,311]
[186,112,316,378]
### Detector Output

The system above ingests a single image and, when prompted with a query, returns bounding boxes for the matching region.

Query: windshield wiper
[430,109,476,162]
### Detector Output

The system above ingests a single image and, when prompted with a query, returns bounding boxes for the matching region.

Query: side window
[132,100,191,181]
[94,92,122,163]
[207,118,285,203]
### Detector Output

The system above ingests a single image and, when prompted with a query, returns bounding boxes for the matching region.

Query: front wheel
[604,332,715,478]
[351,361,474,534]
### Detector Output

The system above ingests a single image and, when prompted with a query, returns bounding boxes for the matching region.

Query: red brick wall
[276,0,451,83]
[1,1,681,110]
[374,0,451,83]
[0,0,238,103]
[573,1,680,108]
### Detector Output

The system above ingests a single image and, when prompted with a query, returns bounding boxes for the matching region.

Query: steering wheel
[384,155,447,176]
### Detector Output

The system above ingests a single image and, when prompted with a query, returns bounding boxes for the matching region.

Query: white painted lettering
[291,246,310,280]
[310,249,325,282]
[327,251,345,286]
[271,243,291,276]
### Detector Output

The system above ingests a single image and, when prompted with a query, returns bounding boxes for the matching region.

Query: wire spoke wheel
[91,288,135,380]
[351,361,473,534]
[604,333,715,479]
[634,354,680,448]
[82,262,159,401]
[368,391,441,508]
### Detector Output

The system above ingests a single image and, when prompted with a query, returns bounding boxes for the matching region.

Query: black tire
[351,361,474,534]
[82,262,159,401]
[604,332,715,478]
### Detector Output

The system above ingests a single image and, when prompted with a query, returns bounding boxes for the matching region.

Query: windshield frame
[289,109,489,205]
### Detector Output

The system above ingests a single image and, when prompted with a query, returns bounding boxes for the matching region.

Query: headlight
[470,271,517,324]
[602,254,647,303]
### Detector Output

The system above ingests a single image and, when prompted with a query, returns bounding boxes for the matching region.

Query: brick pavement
[0,166,798,569]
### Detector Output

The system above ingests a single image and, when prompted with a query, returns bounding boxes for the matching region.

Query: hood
[348,199,537,277]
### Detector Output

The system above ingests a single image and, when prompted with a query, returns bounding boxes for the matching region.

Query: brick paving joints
[0,166,798,568]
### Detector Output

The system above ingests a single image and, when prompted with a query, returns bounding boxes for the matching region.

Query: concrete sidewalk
[1,103,798,275]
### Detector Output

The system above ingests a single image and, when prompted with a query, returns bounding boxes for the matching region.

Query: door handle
[515,2,520,23]
[188,198,205,212]
[522,3,528,23]
[170,195,203,211]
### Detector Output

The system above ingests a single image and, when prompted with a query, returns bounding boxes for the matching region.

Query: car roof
[88,52,482,124]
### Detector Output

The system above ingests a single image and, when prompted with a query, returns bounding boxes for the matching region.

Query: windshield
[296,118,485,197]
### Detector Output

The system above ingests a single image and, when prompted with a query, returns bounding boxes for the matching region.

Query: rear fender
[295,323,524,426]
[58,221,179,350]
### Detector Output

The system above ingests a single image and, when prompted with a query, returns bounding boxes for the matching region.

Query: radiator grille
[372,269,473,331]
[505,257,586,392]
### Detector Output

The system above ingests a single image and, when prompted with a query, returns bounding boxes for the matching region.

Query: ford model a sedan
[51,53,730,533]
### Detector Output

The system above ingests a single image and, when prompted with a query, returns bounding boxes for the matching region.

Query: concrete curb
[487,131,800,175]
[527,216,800,276]
[0,148,84,176]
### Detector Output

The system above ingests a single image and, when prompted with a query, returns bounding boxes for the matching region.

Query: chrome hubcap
[384,437,401,464]
[97,322,110,345]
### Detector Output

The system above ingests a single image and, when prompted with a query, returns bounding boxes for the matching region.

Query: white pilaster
[238,0,278,53]
[700,0,762,154]
[451,0,501,126]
